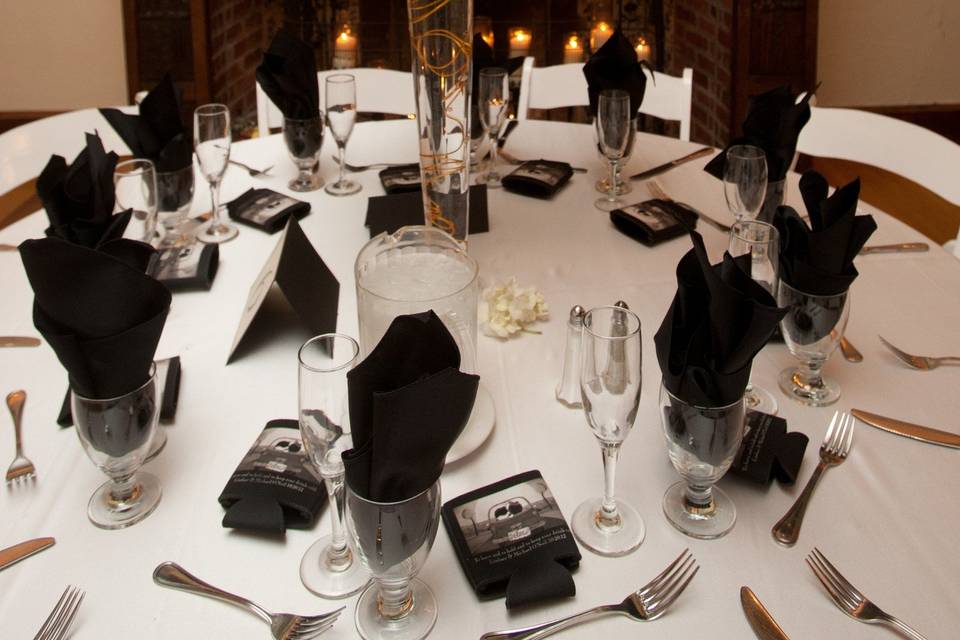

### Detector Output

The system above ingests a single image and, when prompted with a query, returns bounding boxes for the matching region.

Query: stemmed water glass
[193,104,238,243]
[284,112,324,192]
[478,67,509,188]
[594,90,633,212]
[728,220,780,414]
[113,158,159,245]
[571,305,645,556]
[325,74,362,196]
[298,334,370,598]
[723,145,767,221]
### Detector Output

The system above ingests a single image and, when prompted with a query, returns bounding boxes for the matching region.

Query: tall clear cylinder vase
[407,0,473,244]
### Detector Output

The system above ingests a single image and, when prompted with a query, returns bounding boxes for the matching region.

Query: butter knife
[0,244,18,252]
[851,409,960,449]
[0,337,41,348]
[630,147,713,181]
[741,586,791,640]
[0,537,55,572]
[860,242,930,255]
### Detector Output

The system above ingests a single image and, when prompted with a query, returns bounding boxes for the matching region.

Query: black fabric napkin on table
[365,185,489,237]
[19,237,171,399]
[37,133,132,248]
[582,28,651,117]
[772,171,877,296]
[731,412,808,485]
[256,29,320,119]
[704,85,812,182]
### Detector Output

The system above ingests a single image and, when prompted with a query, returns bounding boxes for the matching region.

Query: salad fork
[5,390,35,485]
[878,335,960,370]
[807,548,929,640]
[772,411,854,546]
[230,159,273,177]
[34,585,84,640]
[479,549,698,640]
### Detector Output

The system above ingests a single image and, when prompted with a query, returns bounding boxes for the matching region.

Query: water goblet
[346,480,442,640]
[728,219,780,414]
[478,68,509,188]
[71,365,162,530]
[660,384,746,539]
[723,144,767,221]
[594,90,633,212]
[594,117,636,196]
[284,114,324,192]
[325,74,362,196]
[570,305,645,556]
[298,334,370,598]
[777,282,851,406]
[114,158,159,245]
[194,103,238,243]
[156,165,195,235]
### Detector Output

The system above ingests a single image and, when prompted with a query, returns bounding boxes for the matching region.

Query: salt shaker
[556,305,585,408]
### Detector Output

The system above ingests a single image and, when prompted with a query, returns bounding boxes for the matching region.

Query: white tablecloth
[1,119,958,638]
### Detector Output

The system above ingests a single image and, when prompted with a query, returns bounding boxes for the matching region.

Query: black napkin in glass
[20,237,171,399]
[655,231,787,408]
[342,310,479,503]
[772,170,877,296]
[256,29,320,120]
[37,133,132,248]
[471,33,525,138]
[705,85,812,182]
[99,74,192,173]
[582,28,651,117]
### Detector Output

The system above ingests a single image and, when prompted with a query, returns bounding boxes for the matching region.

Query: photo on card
[619,201,678,231]
[507,161,563,187]
[236,191,301,225]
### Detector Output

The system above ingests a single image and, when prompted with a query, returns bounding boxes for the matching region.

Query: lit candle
[333,28,358,69]
[563,34,583,64]
[508,28,531,59]
[590,22,612,52]
[635,36,651,62]
[475,15,494,47]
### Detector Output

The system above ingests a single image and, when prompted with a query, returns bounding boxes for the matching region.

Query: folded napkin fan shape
[582,27,652,117]
[343,311,479,503]
[256,29,320,120]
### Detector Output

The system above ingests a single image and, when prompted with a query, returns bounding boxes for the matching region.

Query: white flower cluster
[479,277,549,338]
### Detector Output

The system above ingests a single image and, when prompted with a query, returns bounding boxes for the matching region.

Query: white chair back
[516,57,694,141]
[256,68,416,137]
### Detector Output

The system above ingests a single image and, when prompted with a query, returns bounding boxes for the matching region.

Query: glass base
[571,496,644,557]
[300,535,370,599]
[480,172,502,189]
[88,472,161,530]
[594,196,624,212]
[355,578,437,640]
[144,428,167,463]
[778,367,841,407]
[595,176,632,196]
[196,219,238,244]
[290,172,325,192]
[662,481,735,539]
[325,178,362,196]
[744,385,778,415]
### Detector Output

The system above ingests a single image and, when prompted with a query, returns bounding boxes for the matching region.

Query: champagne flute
[193,104,238,243]
[724,145,767,221]
[594,90,632,212]
[113,158,159,245]
[325,74,361,196]
[478,68,509,188]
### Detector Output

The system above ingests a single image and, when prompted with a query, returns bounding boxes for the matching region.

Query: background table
[1,119,958,638]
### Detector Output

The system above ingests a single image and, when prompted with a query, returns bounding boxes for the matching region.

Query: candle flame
[566,35,581,49]
[597,22,609,33]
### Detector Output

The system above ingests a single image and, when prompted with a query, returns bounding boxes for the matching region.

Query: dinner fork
[878,335,960,370]
[479,549,698,640]
[806,548,930,640]
[6,390,35,485]
[772,411,854,547]
[230,159,273,177]
[34,585,84,640]
[153,562,342,639]
[497,149,588,173]
[646,181,732,232]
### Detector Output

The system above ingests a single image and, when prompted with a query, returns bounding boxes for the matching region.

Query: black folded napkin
[731,412,808,485]
[610,198,698,246]
[655,231,787,407]
[99,74,192,173]
[365,185,489,237]
[582,28,651,117]
[256,29,320,120]
[772,171,877,296]
[501,160,573,199]
[342,311,479,503]
[227,188,311,233]
[705,85,812,182]
[471,33,525,137]
[20,237,171,399]
[37,133,132,248]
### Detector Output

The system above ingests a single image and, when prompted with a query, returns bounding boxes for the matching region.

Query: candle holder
[563,33,584,64]
[508,27,532,59]
[590,21,612,52]
[333,26,358,69]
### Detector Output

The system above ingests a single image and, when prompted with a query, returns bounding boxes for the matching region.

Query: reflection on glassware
[594,117,636,196]
[571,305,645,557]
[193,104,238,243]
[298,333,370,598]
[728,219,780,415]
[156,165,194,232]
[478,68,509,188]
[325,74,362,196]
[723,144,767,221]
[284,115,324,192]
[594,91,633,212]
[71,365,162,529]
[778,281,851,406]
[660,384,745,539]
[346,481,442,640]
[114,158,159,245]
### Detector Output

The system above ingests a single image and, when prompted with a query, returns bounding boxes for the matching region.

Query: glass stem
[323,474,352,572]
[801,360,825,390]
[488,132,499,175]
[376,578,414,621]
[608,160,618,201]
[598,442,622,529]
[337,143,346,185]
[685,482,715,513]
[209,179,222,231]
[108,473,140,507]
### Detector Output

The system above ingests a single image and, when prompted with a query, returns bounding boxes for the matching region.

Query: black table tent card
[731,412,808,485]
[227,188,311,233]
[441,470,581,609]
[218,419,325,533]
[501,160,574,199]
[148,243,219,291]
[365,185,489,237]
[610,198,698,246]
[227,218,339,363]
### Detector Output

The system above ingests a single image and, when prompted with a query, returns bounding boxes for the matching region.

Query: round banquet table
[1,119,958,639]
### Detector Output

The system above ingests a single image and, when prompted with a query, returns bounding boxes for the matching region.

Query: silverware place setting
[859,242,929,255]
[851,409,960,449]
[0,537,55,572]
[479,549,698,640]
[740,586,791,640]
[838,334,864,363]
[230,159,273,177]
[878,335,960,370]
[629,147,714,182]
[0,243,18,252]
[772,411,854,546]
[807,548,930,640]
[5,390,36,485]
[153,562,342,639]
[34,585,84,640]
[336,157,415,172]
[0,336,42,348]
[646,181,732,233]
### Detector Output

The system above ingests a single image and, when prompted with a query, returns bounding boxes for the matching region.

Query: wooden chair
[515,57,694,141]
[256,68,416,137]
